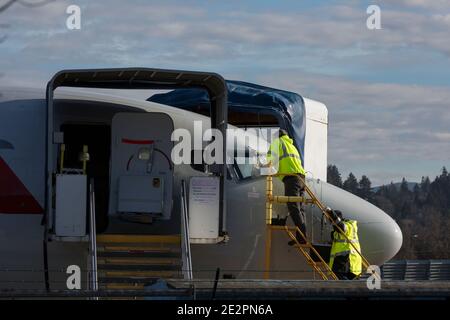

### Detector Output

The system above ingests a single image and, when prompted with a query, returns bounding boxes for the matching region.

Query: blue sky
[1,0,449,185]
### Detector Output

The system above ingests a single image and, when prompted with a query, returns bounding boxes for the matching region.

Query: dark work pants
[332,254,356,280]
[283,175,307,242]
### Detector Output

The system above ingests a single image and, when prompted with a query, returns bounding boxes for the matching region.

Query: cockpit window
[189,147,267,182]
[233,149,263,181]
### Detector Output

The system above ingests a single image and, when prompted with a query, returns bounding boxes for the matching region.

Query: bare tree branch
[17,0,55,8]
[0,0,55,13]
[0,0,17,13]
[0,22,9,43]
[0,0,55,46]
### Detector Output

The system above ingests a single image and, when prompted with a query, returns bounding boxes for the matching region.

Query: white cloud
[386,0,450,10]
[3,0,450,63]
[256,70,450,181]
[1,0,449,184]
[432,132,450,142]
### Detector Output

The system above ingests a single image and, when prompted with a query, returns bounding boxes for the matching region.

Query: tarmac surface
[1,280,449,300]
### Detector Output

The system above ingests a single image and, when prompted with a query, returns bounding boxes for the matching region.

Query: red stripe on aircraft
[0,156,43,214]
[121,138,154,145]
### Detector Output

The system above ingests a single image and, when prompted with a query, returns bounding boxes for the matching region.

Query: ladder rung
[270,196,314,204]
[102,270,180,278]
[97,234,181,244]
[103,283,146,290]
[99,246,180,253]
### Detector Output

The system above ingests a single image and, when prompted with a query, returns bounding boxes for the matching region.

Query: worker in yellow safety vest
[267,129,307,245]
[327,209,362,280]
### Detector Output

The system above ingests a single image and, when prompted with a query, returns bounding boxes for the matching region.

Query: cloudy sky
[1,0,449,185]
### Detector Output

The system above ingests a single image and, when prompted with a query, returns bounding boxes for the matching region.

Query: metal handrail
[89,179,98,295]
[181,180,193,280]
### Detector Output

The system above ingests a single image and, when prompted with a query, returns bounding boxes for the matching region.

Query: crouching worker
[327,208,362,280]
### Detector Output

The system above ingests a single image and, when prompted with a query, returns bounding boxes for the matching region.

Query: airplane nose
[362,217,403,265]
[375,216,403,263]
[313,179,404,266]
[386,218,403,259]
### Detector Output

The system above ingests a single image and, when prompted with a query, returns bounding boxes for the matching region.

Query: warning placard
[188,176,220,242]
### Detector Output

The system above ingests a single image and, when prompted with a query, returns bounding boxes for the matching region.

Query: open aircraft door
[109,113,174,220]
[45,68,228,290]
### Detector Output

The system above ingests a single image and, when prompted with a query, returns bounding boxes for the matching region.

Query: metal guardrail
[89,179,98,294]
[181,180,193,280]
[382,260,450,281]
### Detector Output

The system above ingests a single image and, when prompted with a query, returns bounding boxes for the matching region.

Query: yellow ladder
[269,225,338,280]
[264,174,373,280]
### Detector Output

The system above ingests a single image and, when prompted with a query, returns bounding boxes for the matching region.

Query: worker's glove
[327,208,339,222]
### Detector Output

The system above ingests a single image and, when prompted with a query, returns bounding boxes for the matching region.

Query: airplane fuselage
[0,87,403,290]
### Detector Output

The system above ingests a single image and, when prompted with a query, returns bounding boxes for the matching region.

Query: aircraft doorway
[60,123,111,233]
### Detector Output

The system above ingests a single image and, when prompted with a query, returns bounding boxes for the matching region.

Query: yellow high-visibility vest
[267,135,305,180]
[329,220,362,276]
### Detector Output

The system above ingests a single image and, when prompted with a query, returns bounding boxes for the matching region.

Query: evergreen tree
[327,165,343,188]
[327,164,450,260]
[343,172,358,194]
[421,176,431,194]
[413,183,421,204]
[440,166,448,178]
[413,183,420,195]
[400,177,409,194]
[387,181,398,198]
[359,175,372,199]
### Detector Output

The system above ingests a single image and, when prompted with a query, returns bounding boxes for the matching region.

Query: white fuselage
[0,87,403,290]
